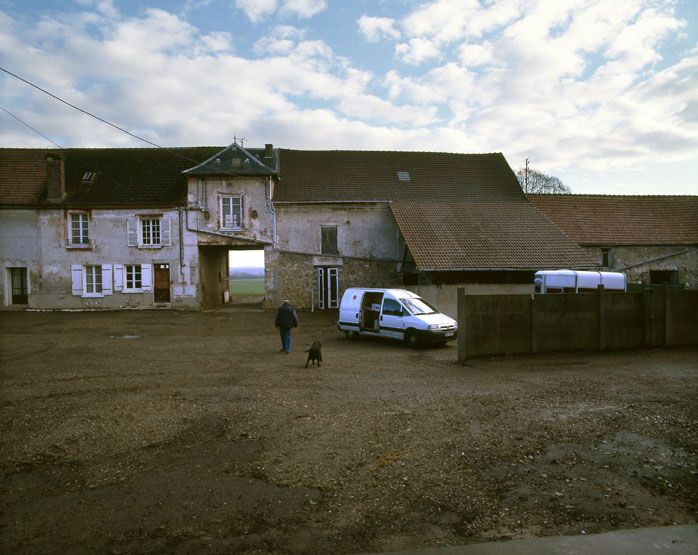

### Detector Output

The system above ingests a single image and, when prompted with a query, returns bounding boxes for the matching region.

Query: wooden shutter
[141,264,153,291]
[71,265,83,296]
[102,264,113,295]
[127,218,138,246]
[114,264,124,292]
[161,218,171,246]
[321,226,337,255]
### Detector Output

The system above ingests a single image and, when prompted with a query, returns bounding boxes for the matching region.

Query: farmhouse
[1,142,596,310]
[529,194,698,288]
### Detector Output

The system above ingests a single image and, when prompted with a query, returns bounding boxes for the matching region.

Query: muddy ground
[0,308,696,554]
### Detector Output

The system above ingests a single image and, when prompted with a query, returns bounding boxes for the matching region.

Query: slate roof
[275,149,526,202]
[529,194,698,246]
[183,142,277,176]
[0,147,221,207]
[391,200,597,271]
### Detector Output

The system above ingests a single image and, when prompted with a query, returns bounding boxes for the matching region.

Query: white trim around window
[68,211,91,247]
[114,263,153,293]
[219,194,243,231]
[71,264,112,298]
[127,217,171,248]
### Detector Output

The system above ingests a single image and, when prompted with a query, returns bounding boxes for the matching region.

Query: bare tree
[516,165,571,194]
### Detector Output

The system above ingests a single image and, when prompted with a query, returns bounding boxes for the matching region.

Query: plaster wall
[0,209,40,307]
[1,207,201,309]
[275,203,400,260]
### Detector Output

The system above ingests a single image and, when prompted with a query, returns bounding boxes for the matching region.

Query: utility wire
[0,66,264,176]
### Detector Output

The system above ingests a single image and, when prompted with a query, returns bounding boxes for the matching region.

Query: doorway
[9,267,28,305]
[154,263,171,303]
[228,249,265,302]
[317,267,339,309]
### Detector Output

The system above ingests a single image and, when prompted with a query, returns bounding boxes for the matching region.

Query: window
[85,265,102,294]
[321,225,338,255]
[71,264,113,298]
[220,195,242,230]
[601,247,613,268]
[114,263,152,293]
[127,217,171,248]
[69,212,90,246]
[141,219,161,246]
[382,298,403,316]
[397,171,411,181]
[125,265,142,290]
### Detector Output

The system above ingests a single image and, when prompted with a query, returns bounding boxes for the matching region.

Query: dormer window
[397,171,411,181]
[81,171,96,184]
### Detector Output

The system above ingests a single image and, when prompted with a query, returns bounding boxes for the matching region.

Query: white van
[337,288,458,347]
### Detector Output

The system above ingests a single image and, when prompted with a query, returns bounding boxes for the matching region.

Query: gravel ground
[0,308,696,554]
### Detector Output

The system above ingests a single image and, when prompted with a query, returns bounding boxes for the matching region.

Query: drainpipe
[268,175,278,248]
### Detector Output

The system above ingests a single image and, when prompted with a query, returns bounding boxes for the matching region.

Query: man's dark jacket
[275,302,299,329]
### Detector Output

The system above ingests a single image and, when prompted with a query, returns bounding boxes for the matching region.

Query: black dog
[305,341,322,368]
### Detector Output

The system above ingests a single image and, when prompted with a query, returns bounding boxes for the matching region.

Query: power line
[0,104,63,149]
[0,66,259,177]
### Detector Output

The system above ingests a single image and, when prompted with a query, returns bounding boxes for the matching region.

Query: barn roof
[529,194,698,246]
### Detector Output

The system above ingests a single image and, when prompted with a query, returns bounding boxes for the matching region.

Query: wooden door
[154,263,170,303]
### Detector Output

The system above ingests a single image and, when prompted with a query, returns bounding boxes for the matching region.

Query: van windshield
[400,297,437,315]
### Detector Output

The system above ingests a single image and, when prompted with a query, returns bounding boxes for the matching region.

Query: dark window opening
[601,247,613,267]
[321,225,338,255]
[649,270,679,286]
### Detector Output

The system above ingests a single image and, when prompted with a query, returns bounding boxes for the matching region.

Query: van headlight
[427,324,440,330]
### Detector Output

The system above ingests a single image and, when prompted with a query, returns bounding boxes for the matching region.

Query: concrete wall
[1,207,200,309]
[457,288,698,360]
[393,283,535,319]
[585,245,698,286]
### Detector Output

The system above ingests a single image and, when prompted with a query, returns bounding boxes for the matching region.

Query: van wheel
[345,330,357,339]
[405,330,420,348]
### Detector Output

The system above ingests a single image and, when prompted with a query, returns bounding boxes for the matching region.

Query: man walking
[274,299,298,354]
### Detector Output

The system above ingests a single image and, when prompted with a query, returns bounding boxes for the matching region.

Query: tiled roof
[529,194,698,245]
[184,143,277,176]
[275,149,526,202]
[390,200,598,271]
[0,147,222,207]
[0,149,49,205]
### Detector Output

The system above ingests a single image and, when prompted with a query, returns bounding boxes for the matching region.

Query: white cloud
[235,0,277,22]
[357,15,400,42]
[235,0,325,22]
[395,38,440,65]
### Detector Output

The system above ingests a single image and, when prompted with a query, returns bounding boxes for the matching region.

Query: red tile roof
[528,194,698,245]
[0,149,49,205]
[0,147,222,207]
[391,200,597,271]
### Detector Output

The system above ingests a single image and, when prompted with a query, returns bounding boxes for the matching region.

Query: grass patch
[230,278,264,296]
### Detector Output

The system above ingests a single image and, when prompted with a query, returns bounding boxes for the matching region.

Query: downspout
[268,175,278,248]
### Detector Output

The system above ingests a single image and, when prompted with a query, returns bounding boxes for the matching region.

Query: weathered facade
[2,144,609,311]
[529,195,698,287]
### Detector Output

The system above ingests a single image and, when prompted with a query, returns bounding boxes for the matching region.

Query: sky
[1,0,697,195]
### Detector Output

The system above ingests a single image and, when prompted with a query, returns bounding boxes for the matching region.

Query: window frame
[84,265,103,297]
[68,211,90,247]
[124,264,143,292]
[141,218,161,247]
[220,194,243,231]
[601,247,613,268]
[127,216,171,249]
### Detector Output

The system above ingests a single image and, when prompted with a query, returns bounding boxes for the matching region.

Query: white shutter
[114,264,124,292]
[127,218,138,246]
[142,264,153,291]
[102,264,113,295]
[317,267,325,309]
[71,265,83,296]
[161,218,171,246]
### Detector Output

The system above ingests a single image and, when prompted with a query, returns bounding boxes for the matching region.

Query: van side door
[380,296,406,339]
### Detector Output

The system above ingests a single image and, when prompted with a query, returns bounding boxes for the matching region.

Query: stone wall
[265,249,401,310]
[584,245,698,287]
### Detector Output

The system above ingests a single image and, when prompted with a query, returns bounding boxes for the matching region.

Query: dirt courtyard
[1,308,696,554]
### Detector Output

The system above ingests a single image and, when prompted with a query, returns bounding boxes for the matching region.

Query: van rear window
[401,298,437,315]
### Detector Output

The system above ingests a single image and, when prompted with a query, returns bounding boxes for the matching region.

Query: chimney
[46,153,65,202]
[264,143,273,158]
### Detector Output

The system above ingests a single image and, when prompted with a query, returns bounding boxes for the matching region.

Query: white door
[316,267,339,309]
[380,296,406,339]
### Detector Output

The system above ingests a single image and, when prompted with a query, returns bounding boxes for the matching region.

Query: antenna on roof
[233,133,246,147]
